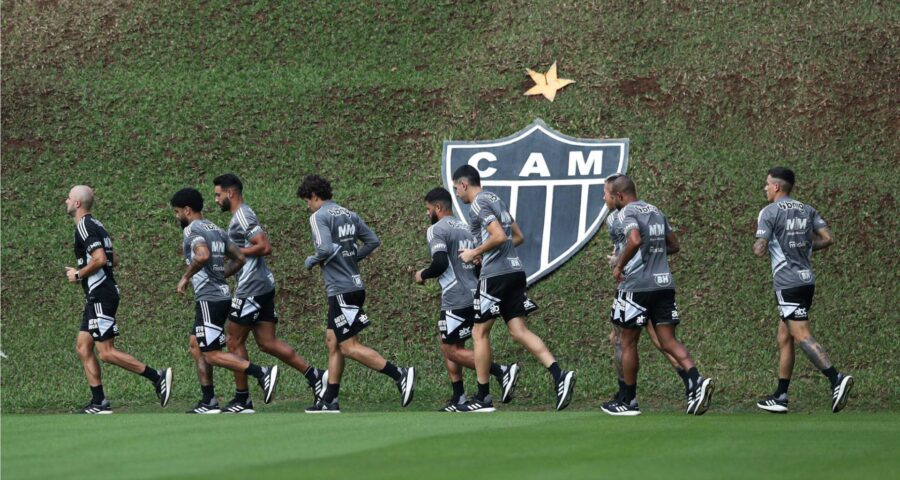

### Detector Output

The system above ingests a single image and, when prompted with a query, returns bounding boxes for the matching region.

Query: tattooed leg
[610,327,625,381]
[797,336,833,370]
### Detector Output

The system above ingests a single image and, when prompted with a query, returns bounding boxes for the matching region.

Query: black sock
[304,366,319,387]
[451,381,465,403]
[617,378,627,397]
[476,382,490,401]
[380,362,402,382]
[686,367,700,389]
[548,362,562,383]
[676,368,689,388]
[90,385,105,404]
[623,383,637,403]
[141,366,161,384]
[244,363,264,379]
[323,383,340,403]
[774,378,791,397]
[489,363,504,379]
[201,384,215,403]
[822,366,839,387]
[234,389,249,403]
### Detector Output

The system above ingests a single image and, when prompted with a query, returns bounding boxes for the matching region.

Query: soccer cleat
[221,398,256,414]
[555,370,576,411]
[438,395,468,412]
[499,363,520,404]
[831,374,854,413]
[311,369,328,403]
[155,368,173,408]
[79,399,113,414]
[187,398,221,414]
[305,398,341,414]
[756,394,789,413]
[686,377,714,415]
[600,398,641,416]
[258,365,279,404]
[396,366,416,407]
[459,395,496,413]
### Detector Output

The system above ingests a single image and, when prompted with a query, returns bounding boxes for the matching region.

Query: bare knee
[96,348,115,363]
[338,340,358,358]
[256,339,277,355]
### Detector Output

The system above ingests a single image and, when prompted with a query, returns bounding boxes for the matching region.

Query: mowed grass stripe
[3,413,898,480]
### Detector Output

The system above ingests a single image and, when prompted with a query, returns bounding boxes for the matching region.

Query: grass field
[3,412,898,480]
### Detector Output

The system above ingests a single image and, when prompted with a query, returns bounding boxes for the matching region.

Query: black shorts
[775,285,815,321]
[194,300,230,352]
[610,289,680,329]
[475,272,539,323]
[229,289,278,325]
[609,288,622,322]
[328,290,371,343]
[81,298,120,342]
[439,307,477,344]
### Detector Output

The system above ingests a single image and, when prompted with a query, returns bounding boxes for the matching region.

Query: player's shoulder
[235,203,258,224]
[606,209,619,226]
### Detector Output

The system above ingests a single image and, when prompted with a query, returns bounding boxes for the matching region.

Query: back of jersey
[618,201,675,292]
[468,190,524,279]
[183,219,231,301]
[428,216,479,310]
[756,197,826,290]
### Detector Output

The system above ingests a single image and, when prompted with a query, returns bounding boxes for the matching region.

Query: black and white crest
[442,119,629,285]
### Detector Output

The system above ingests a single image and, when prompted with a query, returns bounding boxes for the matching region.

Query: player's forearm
[182,259,206,280]
[421,252,449,280]
[356,231,381,260]
[752,238,768,257]
[615,242,640,270]
[241,243,270,257]
[223,259,244,278]
[76,253,107,278]
[474,234,505,256]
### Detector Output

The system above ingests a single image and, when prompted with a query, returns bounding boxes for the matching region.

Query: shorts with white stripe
[229,289,278,325]
[194,300,230,352]
[474,272,538,323]
[610,289,679,329]
[439,307,476,344]
[81,298,120,342]
[327,290,370,343]
[775,285,815,321]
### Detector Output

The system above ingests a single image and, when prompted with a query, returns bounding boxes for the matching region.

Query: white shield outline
[442,118,629,285]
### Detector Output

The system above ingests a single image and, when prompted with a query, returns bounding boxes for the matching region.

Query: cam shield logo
[442,119,629,285]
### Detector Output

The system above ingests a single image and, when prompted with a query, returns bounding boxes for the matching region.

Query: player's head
[213,173,243,212]
[66,185,94,217]
[296,174,333,212]
[608,174,637,209]
[451,165,481,204]
[170,188,204,228]
[765,167,794,201]
[424,187,453,224]
[603,174,622,210]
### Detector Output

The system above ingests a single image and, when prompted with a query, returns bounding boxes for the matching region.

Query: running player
[414,187,520,412]
[753,167,853,413]
[600,175,713,416]
[64,185,172,414]
[297,175,415,413]
[213,174,325,414]
[452,165,576,412]
[170,188,278,411]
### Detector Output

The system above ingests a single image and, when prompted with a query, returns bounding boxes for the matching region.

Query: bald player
[64,185,172,414]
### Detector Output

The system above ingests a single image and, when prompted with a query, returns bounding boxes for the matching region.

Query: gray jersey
[307,201,381,296]
[428,216,479,311]
[228,204,276,298]
[618,201,676,292]
[468,190,524,279]
[183,219,232,301]
[606,209,626,256]
[756,197,827,290]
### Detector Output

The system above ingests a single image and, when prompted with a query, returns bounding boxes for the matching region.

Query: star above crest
[524,61,575,102]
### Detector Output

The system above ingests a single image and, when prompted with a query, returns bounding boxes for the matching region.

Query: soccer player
[600,175,713,416]
[452,165,576,412]
[415,187,520,412]
[297,175,415,413]
[753,167,853,413]
[171,188,279,412]
[64,185,172,414]
[213,174,325,414]
[603,175,690,405]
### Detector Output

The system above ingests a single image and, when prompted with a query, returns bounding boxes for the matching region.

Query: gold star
[524,62,575,102]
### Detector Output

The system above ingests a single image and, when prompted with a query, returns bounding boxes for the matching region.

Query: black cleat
[396,367,416,407]
[305,398,341,414]
[439,395,467,412]
[459,395,496,413]
[311,369,328,403]
[187,398,221,414]
[686,377,714,415]
[499,363,520,404]
[757,394,789,414]
[79,399,112,414]
[831,374,854,413]
[600,398,641,416]
[221,398,256,414]
[555,370,576,411]
[155,368,173,408]
[258,365,279,404]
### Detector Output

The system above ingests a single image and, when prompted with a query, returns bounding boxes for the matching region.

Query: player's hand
[458,248,478,264]
[613,265,625,282]
[473,255,482,266]
[304,256,317,270]
[177,277,189,294]
[607,255,618,268]
[414,269,425,284]
[65,267,79,283]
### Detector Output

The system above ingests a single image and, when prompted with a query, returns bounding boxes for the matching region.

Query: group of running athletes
[64,166,853,415]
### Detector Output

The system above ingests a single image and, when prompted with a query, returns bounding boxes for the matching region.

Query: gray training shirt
[183,219,232,301]
[428,216,479,311]
[468,190,525,279]
[228,203,276,298]
[618,201,676,292]
[756,197,827,291]
[306,200,381,297]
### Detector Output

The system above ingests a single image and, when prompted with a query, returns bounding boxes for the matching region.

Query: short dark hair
[170,188,203,212]
[609,174,636,196]
[296,174,333,200]
[424,187,453,211]
[451,165,481,187]
[213,173,243,193]
[767,167,795,193]
[605,173,622,186]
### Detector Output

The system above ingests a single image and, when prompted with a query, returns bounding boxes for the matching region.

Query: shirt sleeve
[355,215,381,261]
[308,212,334,264]
[756,207,774,240]
[427,225,448,255]
[80,222,105,255]
[811,208,828,230]
[621,207,640,235]
[475,195,499,228]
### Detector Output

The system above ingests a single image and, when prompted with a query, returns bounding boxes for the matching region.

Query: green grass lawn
[2,412,898,480]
